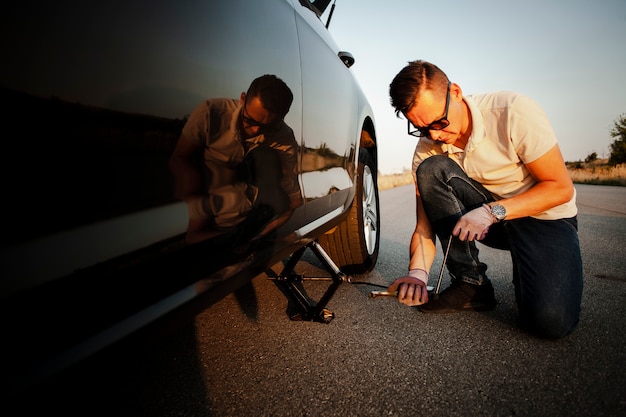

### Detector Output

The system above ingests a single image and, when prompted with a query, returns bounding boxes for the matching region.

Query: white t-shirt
[411,91,577,220]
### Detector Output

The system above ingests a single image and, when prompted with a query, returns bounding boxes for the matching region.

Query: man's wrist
[482,204,499,224]
[485,203,506,222]
[408,268,429,285]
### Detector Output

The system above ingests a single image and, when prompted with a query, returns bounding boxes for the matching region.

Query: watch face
[492,204,506,220]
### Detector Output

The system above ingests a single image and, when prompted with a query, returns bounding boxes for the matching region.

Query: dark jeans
[235,145,290,239]
[416,155,583,338]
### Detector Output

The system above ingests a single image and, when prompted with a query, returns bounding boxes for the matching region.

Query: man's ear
[451,83,463,101]
[240,92,246,105]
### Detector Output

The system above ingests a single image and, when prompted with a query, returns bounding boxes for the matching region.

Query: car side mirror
[338,51,355,68]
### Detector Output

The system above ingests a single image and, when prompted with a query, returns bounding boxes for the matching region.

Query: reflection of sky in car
[3,1,300,121]
[301,168,353,198]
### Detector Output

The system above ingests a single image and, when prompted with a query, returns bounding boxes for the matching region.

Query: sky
[323,0,626,174]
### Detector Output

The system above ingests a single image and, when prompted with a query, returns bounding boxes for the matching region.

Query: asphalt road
[13,184,626,417]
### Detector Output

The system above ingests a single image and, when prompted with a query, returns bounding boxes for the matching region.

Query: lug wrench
[369,235,453,299]
[432,236,453,299]
[369,290,400,298]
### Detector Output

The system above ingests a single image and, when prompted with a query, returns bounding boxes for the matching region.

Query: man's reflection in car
[169,74,302,245]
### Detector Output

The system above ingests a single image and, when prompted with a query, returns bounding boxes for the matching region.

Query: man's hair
[246,74,294,119]
[389,60,450,117]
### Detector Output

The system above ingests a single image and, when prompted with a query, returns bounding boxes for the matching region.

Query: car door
[0,0,306,293]
[0,0,309,389]
[291,1,361,225]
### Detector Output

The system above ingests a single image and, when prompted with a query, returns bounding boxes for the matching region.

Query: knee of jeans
[416,156,456,188]
[523,308,579,339]
[416,155,453,177]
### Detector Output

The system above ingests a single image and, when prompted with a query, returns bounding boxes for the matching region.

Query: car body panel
[0,0,377,390]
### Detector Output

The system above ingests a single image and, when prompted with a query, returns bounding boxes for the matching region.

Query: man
[387,60,583,338]
[169,74,302,244]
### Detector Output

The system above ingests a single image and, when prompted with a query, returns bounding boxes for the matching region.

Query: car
[0,0,379,392]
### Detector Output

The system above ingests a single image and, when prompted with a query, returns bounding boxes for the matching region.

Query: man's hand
[388,270,429,306]
[453,204,497,241]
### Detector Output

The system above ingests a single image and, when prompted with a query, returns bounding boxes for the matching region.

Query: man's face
[239,93,278,139]
[406,84,461,145]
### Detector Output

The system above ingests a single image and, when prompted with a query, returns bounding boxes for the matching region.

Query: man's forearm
[408,230,436,278]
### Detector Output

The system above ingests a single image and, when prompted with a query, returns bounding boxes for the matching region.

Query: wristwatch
[489,203,507,222]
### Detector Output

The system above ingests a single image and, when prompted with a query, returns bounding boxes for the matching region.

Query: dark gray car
[0,0,379,391]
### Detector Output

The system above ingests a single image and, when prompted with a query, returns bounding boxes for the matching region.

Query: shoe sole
[419,301,497,314]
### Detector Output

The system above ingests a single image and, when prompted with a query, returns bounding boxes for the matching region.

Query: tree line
[608,113,626,165]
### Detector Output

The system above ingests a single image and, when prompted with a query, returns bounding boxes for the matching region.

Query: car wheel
[317,148,380,274]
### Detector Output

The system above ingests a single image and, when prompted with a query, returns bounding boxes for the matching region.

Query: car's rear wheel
[317,148,380,274]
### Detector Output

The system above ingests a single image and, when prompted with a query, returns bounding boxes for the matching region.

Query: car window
[298,0,331,18]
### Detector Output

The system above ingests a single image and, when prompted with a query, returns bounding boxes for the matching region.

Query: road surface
[12,184,626,417]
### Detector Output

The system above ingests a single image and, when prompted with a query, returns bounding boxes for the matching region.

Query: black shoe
[420,279,497,314]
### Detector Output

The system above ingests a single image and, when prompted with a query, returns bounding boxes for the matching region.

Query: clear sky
[324,0,626,174]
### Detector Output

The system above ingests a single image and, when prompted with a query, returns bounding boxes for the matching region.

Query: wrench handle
[369,290,398,298]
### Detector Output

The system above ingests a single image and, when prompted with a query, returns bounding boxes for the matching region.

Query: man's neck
[454,100,472,149]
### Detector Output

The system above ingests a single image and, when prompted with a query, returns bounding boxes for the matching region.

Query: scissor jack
[267,240,349,323]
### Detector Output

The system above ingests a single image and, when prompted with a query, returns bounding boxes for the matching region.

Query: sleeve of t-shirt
[181,100,211,147]
[509,95,558,164]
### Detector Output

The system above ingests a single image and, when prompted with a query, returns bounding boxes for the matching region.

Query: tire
[317,148,380,274]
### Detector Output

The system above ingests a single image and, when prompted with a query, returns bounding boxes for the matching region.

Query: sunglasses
[407,81,451,138]
[242,102,278,133]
